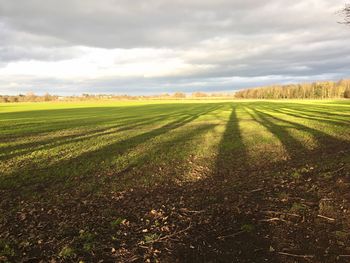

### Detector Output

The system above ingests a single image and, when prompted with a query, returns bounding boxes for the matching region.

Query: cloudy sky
[0,0,349,95]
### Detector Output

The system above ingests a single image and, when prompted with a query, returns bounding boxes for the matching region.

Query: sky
[0,0,349,95]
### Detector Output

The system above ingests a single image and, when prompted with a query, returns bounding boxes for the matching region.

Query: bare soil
[1,144,350,263]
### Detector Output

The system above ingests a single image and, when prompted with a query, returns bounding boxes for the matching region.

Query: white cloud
[0,0,349,94]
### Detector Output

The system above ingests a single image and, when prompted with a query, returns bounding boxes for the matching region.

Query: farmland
[1,100,350,262]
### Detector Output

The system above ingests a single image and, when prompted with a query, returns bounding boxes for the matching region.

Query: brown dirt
[1,147,350,262]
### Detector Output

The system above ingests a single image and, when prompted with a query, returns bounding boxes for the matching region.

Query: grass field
[1,100,350,262]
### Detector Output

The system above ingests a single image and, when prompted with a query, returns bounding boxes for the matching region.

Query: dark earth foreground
[1,101,350,262]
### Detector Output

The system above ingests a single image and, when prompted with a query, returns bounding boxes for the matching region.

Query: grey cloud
[1,72,343,96]
[0,0,349,94]
[0,0,345,48]
[0,46,82,62]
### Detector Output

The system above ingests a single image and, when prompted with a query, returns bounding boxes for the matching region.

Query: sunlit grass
[0,100,349,196]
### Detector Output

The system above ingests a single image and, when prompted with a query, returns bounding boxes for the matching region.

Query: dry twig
[260,217,288,223]
[140,224,192,245]
[317,214,335,222]
[248,188,264,193]
[277,252,314,259]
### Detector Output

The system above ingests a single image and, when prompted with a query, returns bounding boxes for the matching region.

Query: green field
[1,100,350,262]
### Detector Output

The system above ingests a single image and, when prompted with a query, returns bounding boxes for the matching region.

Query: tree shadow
[1,102,222,167]
[271,107,350,126]
[0,104,221,192]
[0,103,211,139]
[250,106,349,159]
[283,103,350,120]
[1,103,278,262]
[246,108,308,160]
[214,104,248,177]
[2,101,349,262]
[256,101,350,125]
[167,104,276,262]
[0,111,190,161]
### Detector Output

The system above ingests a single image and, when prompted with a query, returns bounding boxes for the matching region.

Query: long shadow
[250,101,350,122]
[247,108,307,160]
[190,102,350,262]
[0,104,221,191]
[0,107,135,136]
[2,102,286,262]
[0,114,144,143]
[86,122,220,193]
[0,103,209,139]
[0,111,190,161]
[0,102,224,161]
[178,104,277,262]
[214,104,248,177]
[285,104,350,119]
[254,107,349,146]
[272,107,350,126]
[257,102,350,125]
[2,102,349,262]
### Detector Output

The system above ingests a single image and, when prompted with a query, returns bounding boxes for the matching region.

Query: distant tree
[192,92,207,97]
[344,87,350,98]
[25,91,37,101]
[234,79,350,99]
[173,92,186,98]
[44,92,51,101]
[1,96,9,103]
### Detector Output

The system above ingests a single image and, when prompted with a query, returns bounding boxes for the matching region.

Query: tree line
[0,92,236,103]
[0,92,59,103]
[235,79,350,99]
[1,79,350,102]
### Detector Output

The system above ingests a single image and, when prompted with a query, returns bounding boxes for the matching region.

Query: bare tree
[342,4,350,24]
[234,79,350,99]
[173,92,186,98]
